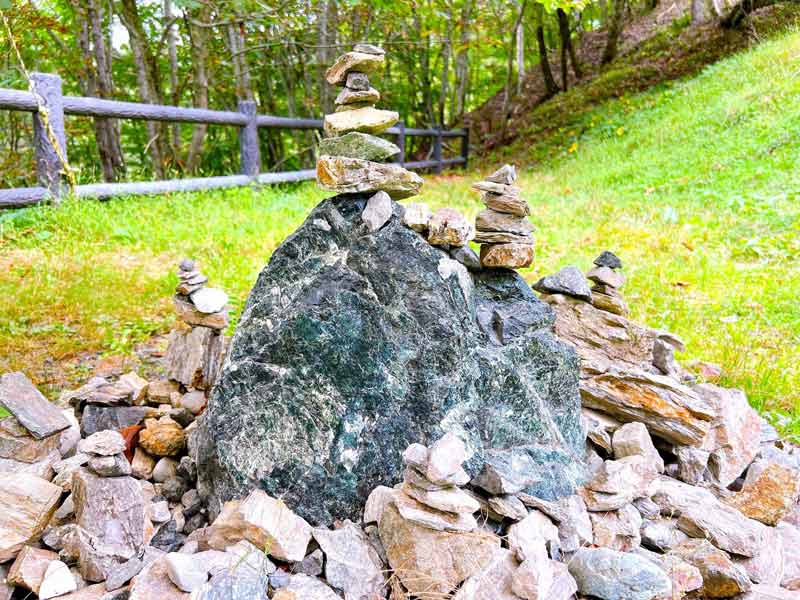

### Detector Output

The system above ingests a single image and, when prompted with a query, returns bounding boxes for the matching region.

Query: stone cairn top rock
[173,259,229,331]
[472,164,535,269]
[316,44,423,203]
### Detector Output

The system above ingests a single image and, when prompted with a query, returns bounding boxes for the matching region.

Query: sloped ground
[466,2,800,161]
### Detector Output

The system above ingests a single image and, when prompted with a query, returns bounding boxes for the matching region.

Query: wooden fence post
[30,73,68,199]
[395,120,406,166]
[433,125,443,174]
[461,127,470,170]
[238,100,260,177]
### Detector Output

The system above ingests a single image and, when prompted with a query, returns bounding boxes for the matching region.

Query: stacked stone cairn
[587,250,630,316]
[1,248,799,599]
[316,44,423,203]
[473,164,536,269]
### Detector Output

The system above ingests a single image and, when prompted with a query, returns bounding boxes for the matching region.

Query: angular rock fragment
[568,547,672,600]
[129,553,188,600]
[378,503,499,597]
[362,190,392,232]
[335,85,380,105]
[641,518,689,552]
[0,415,60,463]
[472,181,519,195]
[476,209,535,235]
[450,245,481,270]
[734,526,785,586]
[777,522,800,590]
[318,131,399,162]
[512,556,554,600]
[613,422,665,473]
[507,510,557,562]
[164,326,225,390]
[38,560,77,599]
[594,250,622,269]
[173,296,228,330]
[587,266,626,288]
[325,51,384,85]
[486,164,517,184]
[7,545,59,594]
[480,242,534,268]
[428,207,475,246]
[590,503,643,551]
[312,521,384,600]
[80,405,150,437]
[533,266,592,301]
[402,483,479,514]
[0,372,70,439]
[483,191,530,216]
[425,432,468,485]
[726,462,800,526]
[317,155,422,199]
[190,288,228,314]
[519,493,593,552]
[0,473,62,561]
[670,539,751,598]
[452,548,519,599]
[677,495,767,557]
[323,107,398,136]
[401,202,432,232]
[78,430,127,456]
[88,453,132,477]
[674,445,710,484]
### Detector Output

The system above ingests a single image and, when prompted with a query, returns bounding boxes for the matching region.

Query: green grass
[1,29,799,438]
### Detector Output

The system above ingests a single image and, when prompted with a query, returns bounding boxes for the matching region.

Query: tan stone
[312,521,384,600]
[208,490,312,562]
[401,483,480,515]
[131,448,157,480]
[670,539,751,598]
[0,474,62,562]
[677,497,767,558]
[511,557,556,600]
[7,545,59,593]
[325,51,384,85]
[475,208,534,235]
[316,155,423,199]
[474,230,534,244]
[173,296,228,330]
[726,463,800,525]
[164,324,226,390]
[453,548,519,599]
[323,107,398,137]
[482,191,530,216]
[480,243,535,269]
[0,416,60,463]
[45,582,107,599]
[472,181,519,195]
[428,208,475,247]
[335,86,380,105]
[146,380,181,404]
[138,417,185,457]
[392,489,478,532]
[589,504,642,552]
[129,555,188,600]
[401,202,432,232]
[378,503,499,598]
[591,289,630,316]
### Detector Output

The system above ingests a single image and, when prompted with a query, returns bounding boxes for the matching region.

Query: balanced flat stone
[335,86,380,105]
[533,266,592,301]
[194,193,584,525]
[483,191,530,216]
[485,164,517,185]
[325,51,384,85]
[0,372,70,439]
[476,209,535,235]
[316,155,422,199]
[323,107,398,136]
[345,72,370,90]
[480,243,535,269]
[594,250,623,269]
[318,132,399,162]
[474,230,534,244]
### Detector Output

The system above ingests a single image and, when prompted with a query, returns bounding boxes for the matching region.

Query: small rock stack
[586,250,629,316]
[162,259,228,416]
[317,44,423,201]
[472,164,536,269]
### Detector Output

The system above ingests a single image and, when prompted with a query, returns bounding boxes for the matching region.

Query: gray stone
[0,372,70,439]
[453,547,519,599]
[165,552,208,592]
[472,181,519,195]
[317,155,421,199]
[190,288,228,314]
[322,107,398,136]
[533,266,592,301]
[587,266,626,288]
[519,493,593,553]
[362,190,392,232]
[594,251,622,269]
[88,454,132,477]
[736,585,800,600]
[81,406,150,437]
[568,547,672,600]
[165,326,225,391]
[677,494,767,557]
[195,570,268,600]
[475,208,534,235]
[335,86,379,105]
[474,230,534,244]
[312,521,384,599]
[152,457,178,483]
[674,445,710,484]
[293,548,324,577]
[345,71,370,90]
[641,518,689,552]
[78,430,127,457]
[173,296,229,329]
[105,556,143,591]
[194,193,584,525]
[449,245,482,270]
[485,164,517,185]
[318,131,399,161]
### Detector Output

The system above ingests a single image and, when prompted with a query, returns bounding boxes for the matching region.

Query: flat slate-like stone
[325,51,384,85]
[318,132,399,162]
[568,547,671,600]
[0,372,70,439]
[533,266,592,301]
[0,473,62,562]
[476,209,534,235]
[316,155,422,199]
[323,107,398,137]
[194,193,584,525]
[335,86,380,105]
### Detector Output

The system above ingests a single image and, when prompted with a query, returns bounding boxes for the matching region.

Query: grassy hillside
[1,29,798,437]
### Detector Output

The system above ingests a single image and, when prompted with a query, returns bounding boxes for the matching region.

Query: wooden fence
[0,73,469,209]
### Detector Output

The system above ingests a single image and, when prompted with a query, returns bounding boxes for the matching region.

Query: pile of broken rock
[0,248,798,600]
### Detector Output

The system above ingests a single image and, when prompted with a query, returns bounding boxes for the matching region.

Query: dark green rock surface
[194,194,585,525]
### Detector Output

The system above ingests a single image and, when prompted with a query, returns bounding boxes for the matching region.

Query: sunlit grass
[1,31,798,438]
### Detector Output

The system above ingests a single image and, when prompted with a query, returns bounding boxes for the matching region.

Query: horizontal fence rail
[0,73,468,209]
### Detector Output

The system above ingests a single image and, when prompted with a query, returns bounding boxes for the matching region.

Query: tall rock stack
[316,44,423,200]
[472,164,536,269]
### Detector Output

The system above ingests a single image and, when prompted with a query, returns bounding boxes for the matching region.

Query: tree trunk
[317,0,331,115]
[164,0,181,156]
[226,22,255,101]
[516,10,525,94]
[602,0,626,65]
[558,8,582,82]
[502,0,527,130]
[438,3,453,127]
[535,3,559,97]
[116,0,168,177]
[454,0,474,123]
[184,6,209,173]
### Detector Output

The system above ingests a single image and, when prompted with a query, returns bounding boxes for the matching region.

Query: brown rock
[129,554,188,600]
[591,290,630,316]
[72,469,146,581]
[480,243,535,269]
[590,504,642,552]
[173,296,228,330]
[0,372,70,439]
[0,416,60,463]
[325,51,384,85]
[401,483,480,515]
[452,548,519,599]
[391,489,478,532]
[475,209,534,235]
[482,191,530,217]
[427,207,475,247]
[378,503,499,598]
[147,380,181,405]
[586,266,626,289]
[580,370,715,446]
[726,463,800,526]
[0,473,62,562]
[698,384,763,487]
[316,155,422,199]
[131,448,156,480]
[472,181,519,195]
[7,545,59,593]
[164,325,225,390]
[670,539,751,598]
[138,417,185,458]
